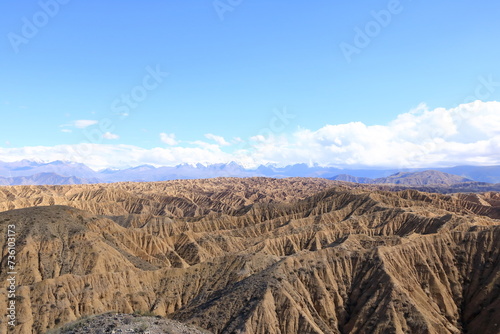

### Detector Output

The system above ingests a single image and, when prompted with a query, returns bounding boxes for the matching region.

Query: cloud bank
[1,101,499,170]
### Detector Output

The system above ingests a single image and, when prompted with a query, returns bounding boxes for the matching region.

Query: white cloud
[3,101,500,170]
[192,140,222,151]
[262,100,500,168]
[0,144,232,170]
[73,120,98,128]
[61,129,72,133]
[60,120,98,130]
[205,133,230,146]
[160,133,179,146]
[103,132,119,140]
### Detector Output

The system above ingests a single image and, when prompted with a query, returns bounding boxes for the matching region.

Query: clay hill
[0,178,499,334]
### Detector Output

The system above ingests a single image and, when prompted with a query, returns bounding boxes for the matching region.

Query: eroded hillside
[0,178,498,334]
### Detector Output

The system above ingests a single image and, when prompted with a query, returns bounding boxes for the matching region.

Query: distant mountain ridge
[0,160,98,179]
[1,160,500,185]
[330,170,472,186]
[0,172,100,186]
[329,174,374,184]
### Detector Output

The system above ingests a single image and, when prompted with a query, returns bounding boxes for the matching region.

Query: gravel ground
[46,313,212,334]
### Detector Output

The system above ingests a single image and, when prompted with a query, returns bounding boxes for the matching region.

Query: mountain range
[330,170,472,186]
[1,160,500,185]
[0,172,101,186]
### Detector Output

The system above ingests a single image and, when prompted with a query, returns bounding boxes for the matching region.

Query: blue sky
[1,0,500,169]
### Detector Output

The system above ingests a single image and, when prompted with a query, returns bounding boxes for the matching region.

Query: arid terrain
[0,177,499,334]
[46,312,211,334]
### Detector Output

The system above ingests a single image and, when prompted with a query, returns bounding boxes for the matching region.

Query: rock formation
[0,178,498,333]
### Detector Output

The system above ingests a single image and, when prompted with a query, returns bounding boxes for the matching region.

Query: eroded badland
[0,178,498,333]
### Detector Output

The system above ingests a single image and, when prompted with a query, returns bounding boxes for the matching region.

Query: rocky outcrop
[46,312,211,334]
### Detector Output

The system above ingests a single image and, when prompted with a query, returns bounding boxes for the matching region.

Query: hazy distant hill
[0,172,100,185]
[436,165,500,184]
[329,174,374,183]
[0,160,100,179]
[331,170,472,186]
[374,170,472,185]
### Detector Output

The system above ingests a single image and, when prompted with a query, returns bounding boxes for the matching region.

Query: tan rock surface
[0,178,498,334]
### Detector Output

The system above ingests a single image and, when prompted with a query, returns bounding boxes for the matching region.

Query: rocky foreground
[0,178,499,334]
[46,312,210,334]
